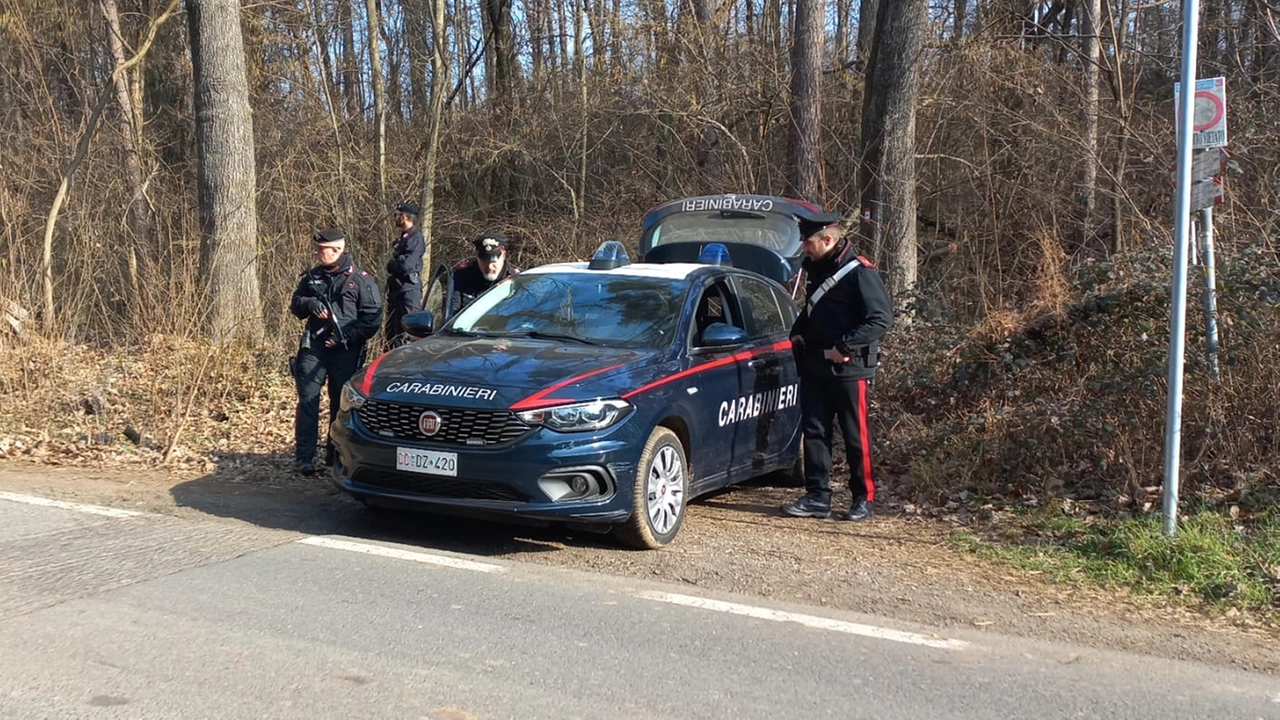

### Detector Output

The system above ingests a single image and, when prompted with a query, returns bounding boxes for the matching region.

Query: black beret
[312,227,345,244]
[472,232,509,259]
[395,202,419,216]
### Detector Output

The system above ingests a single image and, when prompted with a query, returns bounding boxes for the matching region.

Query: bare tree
[417,0,451,274]
[786,0,823,201]
[1079,0,1100,246]
[101,0,153,299]
[365,0,388,211]
[856,0,879,70]
[38,0,180,332]
[188,0,264,343]
[857,0,928,296]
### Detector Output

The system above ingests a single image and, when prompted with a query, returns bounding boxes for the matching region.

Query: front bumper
[329,408,643,525]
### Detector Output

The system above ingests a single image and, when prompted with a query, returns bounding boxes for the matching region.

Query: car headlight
[517,398,631,432]
[340,382,367,412]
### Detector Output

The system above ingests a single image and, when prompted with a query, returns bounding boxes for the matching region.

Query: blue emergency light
[588,240,632,270]
[697,243,733,267]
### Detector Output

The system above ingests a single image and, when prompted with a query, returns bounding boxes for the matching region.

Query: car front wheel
[614,426,687,549]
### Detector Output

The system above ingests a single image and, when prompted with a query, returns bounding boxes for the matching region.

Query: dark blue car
[331,194,828,548]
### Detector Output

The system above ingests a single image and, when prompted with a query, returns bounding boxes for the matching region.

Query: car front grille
[352,469,527,502]
[357,401,533,446]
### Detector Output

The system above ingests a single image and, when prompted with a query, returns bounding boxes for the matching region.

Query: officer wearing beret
[781,211,894,522]
[289,228,383,475]
[449,232,520,318]
[384,202,425,348]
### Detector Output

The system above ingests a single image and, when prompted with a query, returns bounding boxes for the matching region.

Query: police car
[331,195,828,548]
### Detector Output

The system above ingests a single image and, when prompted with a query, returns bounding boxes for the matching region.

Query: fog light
[570,475,590,494]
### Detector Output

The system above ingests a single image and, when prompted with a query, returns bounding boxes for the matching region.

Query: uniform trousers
[799,371,876,506]
[294,345,363,463]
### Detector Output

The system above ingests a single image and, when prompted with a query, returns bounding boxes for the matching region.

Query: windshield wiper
[518,330,599,345]
[443,328,488,338]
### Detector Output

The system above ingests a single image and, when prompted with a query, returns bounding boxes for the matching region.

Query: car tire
[614,426,687,550]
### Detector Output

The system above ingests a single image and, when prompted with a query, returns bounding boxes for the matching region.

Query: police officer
[450,231,520,317]
[384,202,425,349]
[781,213,894,521]
[290,228,383,476]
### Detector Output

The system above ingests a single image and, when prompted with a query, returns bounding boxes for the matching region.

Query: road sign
[1188,176,1223,212]
[1170,148,1227,184]
[1174,77,1227,149]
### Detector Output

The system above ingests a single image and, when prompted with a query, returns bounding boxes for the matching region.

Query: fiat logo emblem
[418,411,442,436]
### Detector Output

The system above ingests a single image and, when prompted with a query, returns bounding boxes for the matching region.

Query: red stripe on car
[358,352,390,396]
[510,364,625,410]
[622,339,791,399]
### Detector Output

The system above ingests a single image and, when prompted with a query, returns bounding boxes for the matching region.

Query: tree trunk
[786,0,822,201]
[857,0,928,297]
[340,0,360,117]
[418,0,450,275]
[364,0,388,212]
[575,0,588,219]
[483,0,517,101]
[188,0,264,344]
[855,0,879,70]
[101,0,152,303]
[406,0,429,112]
[1079,0,1100,247]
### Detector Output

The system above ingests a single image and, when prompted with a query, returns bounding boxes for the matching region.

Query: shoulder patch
[360,270,369,276]
[855,255,876,268]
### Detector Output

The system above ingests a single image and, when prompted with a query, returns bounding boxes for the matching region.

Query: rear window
[644,213,801,257]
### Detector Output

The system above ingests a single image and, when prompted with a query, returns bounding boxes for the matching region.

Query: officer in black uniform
[781,212,894,521]
[449,231,520,318]
[384,202,425,349]
[290,228,383,475]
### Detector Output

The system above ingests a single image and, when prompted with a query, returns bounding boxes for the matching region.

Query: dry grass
[0,336,296,473]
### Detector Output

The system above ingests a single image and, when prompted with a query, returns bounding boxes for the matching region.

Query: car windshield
[447,271,689,348]
[644,212,801,257]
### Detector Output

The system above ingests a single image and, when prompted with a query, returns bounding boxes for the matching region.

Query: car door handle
[748,358,776,368]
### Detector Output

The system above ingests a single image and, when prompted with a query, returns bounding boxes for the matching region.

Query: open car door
[402,264,454,340]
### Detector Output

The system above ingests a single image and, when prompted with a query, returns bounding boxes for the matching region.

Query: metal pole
[1163,0,1201,538]
[1199,207,1221,382]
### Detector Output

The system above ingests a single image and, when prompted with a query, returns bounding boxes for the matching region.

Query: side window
[734,276,787,339]
[692,281,737,341]
[769,281,800,325]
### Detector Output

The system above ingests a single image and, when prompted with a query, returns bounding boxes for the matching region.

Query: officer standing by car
[290,228,383,476]
[781,212,894,522]
[384,202,425,348]
[450,231,520,317]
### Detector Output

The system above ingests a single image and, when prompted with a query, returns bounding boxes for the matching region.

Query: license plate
[395,447,458,476]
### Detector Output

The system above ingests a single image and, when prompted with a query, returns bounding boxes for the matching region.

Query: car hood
[355,336,654,408]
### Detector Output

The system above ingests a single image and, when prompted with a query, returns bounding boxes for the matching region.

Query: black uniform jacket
[450,258,520,316]
[789,239,894,380]
[385,226,425,296]
[290,254,383,349]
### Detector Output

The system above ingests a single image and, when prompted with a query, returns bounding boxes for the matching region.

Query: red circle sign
[1192,91,1224,132]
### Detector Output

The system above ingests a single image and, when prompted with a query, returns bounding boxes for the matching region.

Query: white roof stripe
[521,262,709,280]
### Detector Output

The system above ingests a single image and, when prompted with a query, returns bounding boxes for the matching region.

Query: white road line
[298,536,506,573]
[637,591,969,650]
[0,491,147,518]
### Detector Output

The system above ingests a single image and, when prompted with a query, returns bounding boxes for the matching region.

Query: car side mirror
[698,322,747,349]
[403,310,436,339]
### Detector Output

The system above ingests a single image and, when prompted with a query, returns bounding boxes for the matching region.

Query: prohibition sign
[1193,91,1224,132]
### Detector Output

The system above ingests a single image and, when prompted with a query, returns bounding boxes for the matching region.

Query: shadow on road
[169,451,619,557]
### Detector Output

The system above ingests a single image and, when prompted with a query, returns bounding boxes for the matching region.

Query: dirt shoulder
[0,458,1275,675]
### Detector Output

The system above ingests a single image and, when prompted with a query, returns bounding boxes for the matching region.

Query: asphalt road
[1,492,1276,720]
